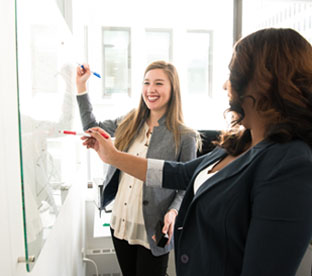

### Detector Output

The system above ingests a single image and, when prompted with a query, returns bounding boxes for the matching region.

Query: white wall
[0,1,86,275]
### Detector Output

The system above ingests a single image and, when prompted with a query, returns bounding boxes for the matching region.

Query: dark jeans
[110,228,169,276]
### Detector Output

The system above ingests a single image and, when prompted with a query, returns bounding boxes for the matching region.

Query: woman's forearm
[111,151,147,182]
[77,83,87,93]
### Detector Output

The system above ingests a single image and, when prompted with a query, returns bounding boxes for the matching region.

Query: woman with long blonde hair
[76,60,198,276]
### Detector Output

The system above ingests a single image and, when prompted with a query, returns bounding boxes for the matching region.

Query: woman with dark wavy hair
[221,28,312,156]
[82,28,312,276]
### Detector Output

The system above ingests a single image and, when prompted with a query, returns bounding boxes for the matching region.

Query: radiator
[86,248,121,276]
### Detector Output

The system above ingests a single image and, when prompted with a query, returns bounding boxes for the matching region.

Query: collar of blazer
[193,139,273,199]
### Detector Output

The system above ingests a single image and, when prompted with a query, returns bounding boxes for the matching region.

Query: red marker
[87,130,109,139]
[59,130,90,137]
[58,130,109,139]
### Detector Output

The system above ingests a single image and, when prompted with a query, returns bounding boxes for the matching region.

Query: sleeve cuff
[146,159,165,188]
[169,208,178,215]
[77,91,88,96]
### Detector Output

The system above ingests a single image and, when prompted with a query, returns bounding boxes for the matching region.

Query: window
[186,30,213,96]
[102,27,131,96]
[242,0,312,43]
[85,0,233,129]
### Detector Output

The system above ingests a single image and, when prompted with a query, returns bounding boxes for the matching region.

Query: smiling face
[142,68,172,116]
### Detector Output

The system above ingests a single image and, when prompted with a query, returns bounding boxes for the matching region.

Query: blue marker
[78,63,101,78]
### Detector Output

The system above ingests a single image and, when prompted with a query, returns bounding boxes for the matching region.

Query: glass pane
[145,29,172,64]
[242,0,312,43]
[55,0,65,17]
[186,31,212,95]
[102,28,131,96]
[16,0,82,271]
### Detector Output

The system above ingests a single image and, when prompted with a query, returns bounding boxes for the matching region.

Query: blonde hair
[114,60,196,152]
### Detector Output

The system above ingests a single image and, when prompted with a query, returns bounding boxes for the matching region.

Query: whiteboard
[16,0,82,271]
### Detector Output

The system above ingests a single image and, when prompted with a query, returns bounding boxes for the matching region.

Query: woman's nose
[147,84,156,92]
[223,80,229,90]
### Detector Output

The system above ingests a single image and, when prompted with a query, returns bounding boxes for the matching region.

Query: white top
[110,123,151,249]
[193,163,217,194]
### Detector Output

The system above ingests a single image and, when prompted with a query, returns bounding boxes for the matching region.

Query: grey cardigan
[77,93,197,256]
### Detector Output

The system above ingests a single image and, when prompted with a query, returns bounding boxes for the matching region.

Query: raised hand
[76,63,91,93]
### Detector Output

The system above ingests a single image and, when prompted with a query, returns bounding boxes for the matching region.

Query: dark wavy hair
[217,28,312,156]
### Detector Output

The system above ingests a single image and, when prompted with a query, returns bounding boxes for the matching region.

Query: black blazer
[161,139,312,276]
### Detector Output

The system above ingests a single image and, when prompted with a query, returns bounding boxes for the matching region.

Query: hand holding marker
[77,63,101,78]
[59,130,109,139]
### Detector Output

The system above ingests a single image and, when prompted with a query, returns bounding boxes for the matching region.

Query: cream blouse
[110,123,151,249]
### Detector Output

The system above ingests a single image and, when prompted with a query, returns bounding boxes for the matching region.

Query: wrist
[110,149,123,167]
[168,209,178,216]
[77,84,87,93]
